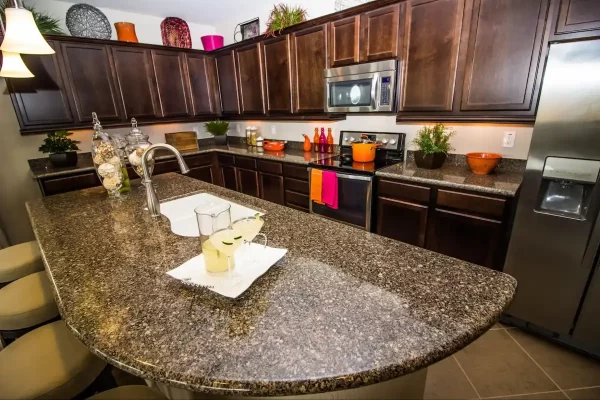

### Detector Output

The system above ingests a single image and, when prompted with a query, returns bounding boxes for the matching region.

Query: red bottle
[326,128,334,154]
[319,128,326,153]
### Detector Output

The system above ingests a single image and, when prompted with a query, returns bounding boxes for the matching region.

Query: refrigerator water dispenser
[537,157,600,219]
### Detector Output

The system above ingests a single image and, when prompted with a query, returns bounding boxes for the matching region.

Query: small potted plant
[39,130,80,167]
[412,123,455,169]
[204,120,230,146]
[265,4,308,37]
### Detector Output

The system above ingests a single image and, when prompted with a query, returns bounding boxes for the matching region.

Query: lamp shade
[0,51,34,78]
[0,8,55,54]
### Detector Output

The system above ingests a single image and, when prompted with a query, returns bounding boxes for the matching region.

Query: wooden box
[165,132,199,151]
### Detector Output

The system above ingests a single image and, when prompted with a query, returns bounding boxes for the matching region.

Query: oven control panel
[341,131,405,152]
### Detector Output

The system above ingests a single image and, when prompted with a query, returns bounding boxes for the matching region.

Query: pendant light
[0,1,54,55]
[0,8,34,78]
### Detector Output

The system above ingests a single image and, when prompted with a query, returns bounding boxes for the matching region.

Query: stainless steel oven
[324,60,397,113]
[308,169,374,230]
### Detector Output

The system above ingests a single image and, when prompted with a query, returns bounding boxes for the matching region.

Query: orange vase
[114,22,139,43]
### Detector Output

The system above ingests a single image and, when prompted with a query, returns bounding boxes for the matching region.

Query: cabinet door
[263,36,293,114]
[400,0,466,111]
[187,166,214,184]
[554,0,600,38]
[215,51,240,114]
[291,25,328,113]
[60,42,124,123]
[111,47,160,119]
[460,0,550,111]
[7,41,73,130]
[221,165,238,191]
[237,168,260,197]
[151,50,191,117]
[329,16,360,67]
[41,172,101,196]
[236,44,266,114]
[376,197,428,247]
[426,208,502,269]
[359,3,403,62]
[259,172,285,205]
[185,53,220,115]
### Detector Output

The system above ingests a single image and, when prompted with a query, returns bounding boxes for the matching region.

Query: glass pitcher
[195,202,234,274]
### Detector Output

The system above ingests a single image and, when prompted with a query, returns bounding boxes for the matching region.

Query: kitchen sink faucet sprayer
[142,143,190,218]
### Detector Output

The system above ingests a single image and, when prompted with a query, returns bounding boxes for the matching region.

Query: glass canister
[111,134,131,193]
[91,112,124,198]
[125,118,154,187]
[245,127,252,145]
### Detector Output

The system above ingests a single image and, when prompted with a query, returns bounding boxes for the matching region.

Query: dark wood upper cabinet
[359,3,403,62]
[60,42,123,123]
[400,0,467,112]
[151,50,191,117]
[7,41,73,130]
[329,16,360,67]
[290,24,328,113]
[461,0,551,112]
[262,36,293,114]
[215,50,240,114]
[185,53,220,115]
[236,44,266,114]
[553,0,600,40]
[111,47,160,119]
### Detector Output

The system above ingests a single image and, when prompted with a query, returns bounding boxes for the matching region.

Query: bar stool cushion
[0,320,106,400]
[0,241,44,283]
[88,386,167,400]
[0,271,59,331]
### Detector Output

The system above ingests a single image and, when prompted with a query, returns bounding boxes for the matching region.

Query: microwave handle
[371,74,379,109]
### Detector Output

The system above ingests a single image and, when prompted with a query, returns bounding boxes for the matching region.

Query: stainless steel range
[308,131,405,231]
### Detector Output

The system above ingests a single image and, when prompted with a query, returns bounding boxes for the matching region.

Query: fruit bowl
[466,152,502,175]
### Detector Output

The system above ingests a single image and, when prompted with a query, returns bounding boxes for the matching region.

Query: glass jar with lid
[125,118,153,187]
[90,112,125,198]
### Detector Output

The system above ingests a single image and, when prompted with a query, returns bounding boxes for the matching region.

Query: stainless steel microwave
[324,60,397,113]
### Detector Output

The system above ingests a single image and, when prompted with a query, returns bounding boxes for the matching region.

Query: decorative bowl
[466,152,502,175]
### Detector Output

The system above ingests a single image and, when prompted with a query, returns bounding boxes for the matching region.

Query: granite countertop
[28,145,332,180]
[27,173,516,397]
[376,161,524,197]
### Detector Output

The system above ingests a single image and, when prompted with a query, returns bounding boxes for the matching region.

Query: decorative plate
[161,17,192,48]
[66,4,112,40]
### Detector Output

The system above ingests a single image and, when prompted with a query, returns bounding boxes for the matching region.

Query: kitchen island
[26,173,516,398]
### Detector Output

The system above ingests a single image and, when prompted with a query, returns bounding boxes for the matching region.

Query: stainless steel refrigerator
[504,39,600,354]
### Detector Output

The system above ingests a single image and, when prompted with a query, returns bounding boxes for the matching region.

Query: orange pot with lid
[350,135,380,162]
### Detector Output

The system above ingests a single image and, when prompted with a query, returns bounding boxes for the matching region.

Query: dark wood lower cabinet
[236,168,260,197]
[425,208,503,270]
[40,171,100,197]
[220,165,238,191]
[376,197,428,247]
[259,172,285,205]
[187,165,213,184]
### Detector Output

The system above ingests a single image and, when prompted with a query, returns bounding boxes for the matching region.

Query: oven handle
[307,167,373,182]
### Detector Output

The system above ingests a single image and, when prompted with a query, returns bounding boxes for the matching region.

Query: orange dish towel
[310,169,324,204]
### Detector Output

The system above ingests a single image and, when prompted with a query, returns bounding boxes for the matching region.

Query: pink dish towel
[321,170,339,209]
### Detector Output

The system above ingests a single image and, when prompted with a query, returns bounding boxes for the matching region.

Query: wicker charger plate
[161,17,192,48]
[66,3,112,40]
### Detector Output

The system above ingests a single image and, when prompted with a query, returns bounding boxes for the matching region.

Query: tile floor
[424,324,600,400]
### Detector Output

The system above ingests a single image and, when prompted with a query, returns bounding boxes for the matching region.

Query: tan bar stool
[0,241,44,286]
[0,320,106,400]
[87,386,167,400]
[0,270,59,348]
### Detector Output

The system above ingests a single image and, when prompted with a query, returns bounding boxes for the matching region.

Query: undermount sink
[160,193,263,237]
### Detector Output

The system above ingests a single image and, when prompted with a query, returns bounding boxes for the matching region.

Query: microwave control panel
[379,76,391,106]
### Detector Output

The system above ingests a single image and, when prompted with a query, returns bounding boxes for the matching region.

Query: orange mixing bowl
[466,152,502,175]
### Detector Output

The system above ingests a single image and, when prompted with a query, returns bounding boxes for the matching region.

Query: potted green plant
[412,123,455,169]
[265,4,308,37]
[204,120,230,146]
[39,130,80,167]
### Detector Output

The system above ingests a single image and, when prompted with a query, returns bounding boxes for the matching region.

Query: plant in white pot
[204,120,230,146]
[39,130,80,167]
[412,123,455,169]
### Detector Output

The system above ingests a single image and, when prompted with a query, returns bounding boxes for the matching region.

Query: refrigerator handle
[582,210,600,269]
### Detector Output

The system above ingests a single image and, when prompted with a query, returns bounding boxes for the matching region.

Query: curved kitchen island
[26,173,516,399]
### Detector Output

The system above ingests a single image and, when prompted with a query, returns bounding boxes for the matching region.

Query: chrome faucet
[142,143,190,218]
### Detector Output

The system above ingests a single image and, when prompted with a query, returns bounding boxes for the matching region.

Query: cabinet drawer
[284,164,309,181]
[436,189,506,218]
[236,156,257,170]
[285,190,309,211]
[153,159,180,175]
[285,178,309,195]
[257,160,283,175]
[42,172,100,196]
[217,153,235,166]
[378,179,430,204]
[184,153,213,168]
